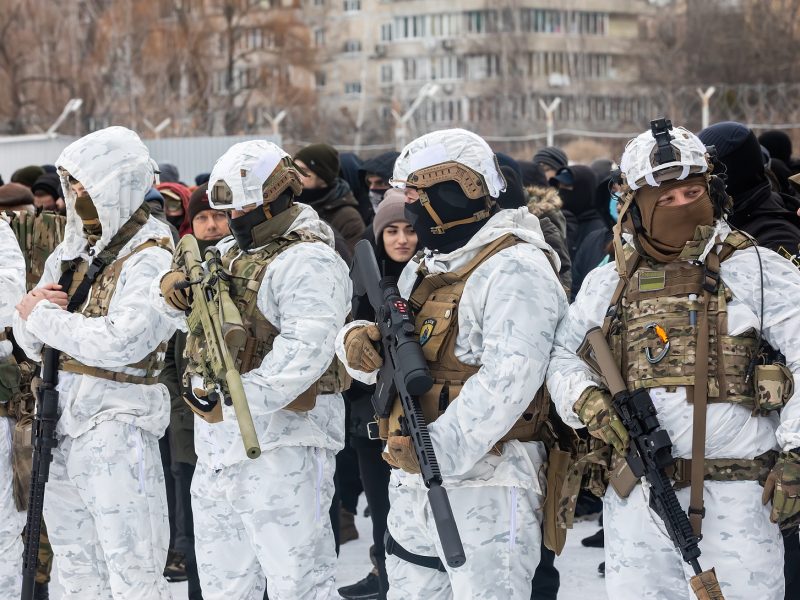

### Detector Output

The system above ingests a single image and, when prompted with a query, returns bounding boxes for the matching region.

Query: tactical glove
[160,270,192,311]
[762,449,800,529]
[384,435,421,474]
[343,324,383,372]
[573,386,629,455]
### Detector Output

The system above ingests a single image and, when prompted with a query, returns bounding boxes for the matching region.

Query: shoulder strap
[600,250,641,336]
[409,234,521,310]
[718,229,756,263]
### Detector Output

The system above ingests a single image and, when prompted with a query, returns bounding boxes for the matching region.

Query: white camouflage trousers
[0,417,24,599]
[604,479,784,599]
[192,445,339,600]
[385,482,543,600]
[44,420,170,600]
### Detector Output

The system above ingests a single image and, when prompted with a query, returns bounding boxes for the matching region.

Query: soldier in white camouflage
[0,217,27,598]
[152,140,351,600]
[13,126,177,600]
[337,129,570,599]
[547,120,800,599]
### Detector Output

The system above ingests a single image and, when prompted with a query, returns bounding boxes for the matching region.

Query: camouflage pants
[385,482,544,599]
[604,479,784,599]
[0,416,25,598]
[44,420,171,600]
[192,446,339,600]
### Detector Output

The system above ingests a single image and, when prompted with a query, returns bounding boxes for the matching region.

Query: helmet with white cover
[208,140,303,211]
[620,119,709,191]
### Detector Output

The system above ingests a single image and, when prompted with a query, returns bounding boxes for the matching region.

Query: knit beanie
[188,183,210,226]
[31,172,64,199]
[699,121,765,197]
[758,130,793,164]
[371,188,408,239]
[0,183,34,207]
[11,165,45,189]
[532,146,568,171]
[295,144,340,186]
[158,162,180,184]
[518,160,548,188]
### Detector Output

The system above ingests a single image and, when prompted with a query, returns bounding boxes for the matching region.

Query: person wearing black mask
[337,128,571,599]
[294,143,366,253]
[700,122,800,262]
[555,165,604,261]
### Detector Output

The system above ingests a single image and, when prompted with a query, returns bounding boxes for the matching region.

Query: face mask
[609,195,620,222]
[630,180,714,262]
[296,187,329,206]
[227,198,301,251]
[404,181,492,254]
[74,193,102,242]
[369,189,387,213]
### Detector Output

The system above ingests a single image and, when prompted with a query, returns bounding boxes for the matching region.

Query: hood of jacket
[157,181,193,236]
[57,126,171,259]
[417,206,560,275]
[526,185,563,217]
[308,177,360,212]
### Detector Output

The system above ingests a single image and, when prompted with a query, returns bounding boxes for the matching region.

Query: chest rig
[382,234,552,448]
[193,232,350,412]
[58,237,172,385]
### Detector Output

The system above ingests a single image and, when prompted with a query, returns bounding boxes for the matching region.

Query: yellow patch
[419,319,436,346]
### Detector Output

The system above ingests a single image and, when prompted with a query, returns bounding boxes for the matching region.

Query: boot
[338,568,380,600]
[164,548,188,582]
[580,527,604,548]
[339,507,359,544]
[33,582,49,600]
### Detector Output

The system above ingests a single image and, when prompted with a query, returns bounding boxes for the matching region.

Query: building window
[380,23,392,42]
[314,27,325,47]
[345,81,362,94]
[313,0,324,5]
[380,64,393,83]
[315,72,326,88]
[344,39,362,53]
[343,0,360,12]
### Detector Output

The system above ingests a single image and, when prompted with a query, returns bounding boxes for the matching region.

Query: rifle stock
[585,327,725,599]
[175,235,260,459]
[350,239,465,568]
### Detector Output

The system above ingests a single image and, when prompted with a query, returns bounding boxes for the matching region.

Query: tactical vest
[606,232,791,414]
[198,231,350,412]
[382,234,554,448]
[3,210,67,291]
[57,238,172,385]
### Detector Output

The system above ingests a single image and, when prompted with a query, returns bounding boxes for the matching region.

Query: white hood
[56,126,169,258]
[418,206,560,274]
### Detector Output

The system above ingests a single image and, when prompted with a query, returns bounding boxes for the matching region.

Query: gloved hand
[183,387,223,424]
[343,324,383,372]
[573,386,629,455]
[762,450,800,528]
[160,270,192,311]
[383,435,421,474]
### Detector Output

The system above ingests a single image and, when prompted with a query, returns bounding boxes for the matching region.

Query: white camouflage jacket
[12,127,176,438]
[547,221,800,459]
[0,219,25,361]
[337,207,569,491]
[151,203,352,469]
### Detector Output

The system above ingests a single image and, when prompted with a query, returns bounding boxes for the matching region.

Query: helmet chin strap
[418,189,493,235]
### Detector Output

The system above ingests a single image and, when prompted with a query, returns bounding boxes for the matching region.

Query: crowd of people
[0,119,798,600]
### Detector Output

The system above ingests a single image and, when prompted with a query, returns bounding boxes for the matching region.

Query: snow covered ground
[49,494,608,599]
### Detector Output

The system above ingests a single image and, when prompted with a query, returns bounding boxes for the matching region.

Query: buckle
[702,265,720,293]
[688,505,706,518]
[366,421,380,440]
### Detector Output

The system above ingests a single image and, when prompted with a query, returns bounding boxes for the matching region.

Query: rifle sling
[688,249,720,537]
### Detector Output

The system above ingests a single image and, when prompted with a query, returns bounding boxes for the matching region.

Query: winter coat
[548,221,800,460]
[527,185,571,291]
[0,219,25,359]
[13,127,177,439]
[729,180,800,258]
[303,178,366,254]
[152,204,352,469]
[337,207,568,489]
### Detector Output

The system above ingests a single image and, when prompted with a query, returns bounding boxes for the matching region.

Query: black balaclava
[558,165,597,217]
[698,121,765,198]
[404,180,494,254]
[497,167,528,209]
[227,193,295,251]
[296,186,329,206]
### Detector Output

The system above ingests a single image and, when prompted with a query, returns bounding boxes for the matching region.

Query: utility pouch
[415,295,459,362]
[609,453,638,499]
[12,413,33,511]
[0,358,21,406]
[753,363,794,413]
[543,447,572,555]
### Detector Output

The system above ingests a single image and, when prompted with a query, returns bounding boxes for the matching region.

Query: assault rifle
[173,235,260,459]
[585,327,725,600]
[351,239,466,568]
